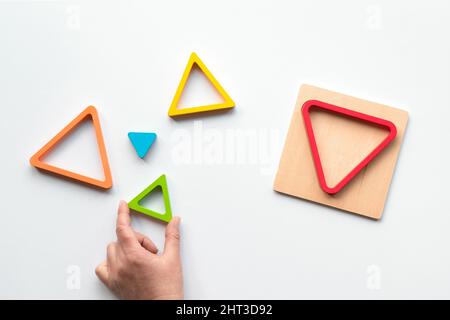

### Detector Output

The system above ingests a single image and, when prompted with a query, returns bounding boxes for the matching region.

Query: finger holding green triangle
[128,174,172,223]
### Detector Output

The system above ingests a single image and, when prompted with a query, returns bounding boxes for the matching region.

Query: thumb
[95,261,110,287]
[163,217,181,258]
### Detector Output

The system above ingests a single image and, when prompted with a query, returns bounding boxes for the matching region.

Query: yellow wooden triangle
[168,52,235,117]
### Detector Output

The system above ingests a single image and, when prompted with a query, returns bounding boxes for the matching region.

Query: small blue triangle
[128,132,157,159]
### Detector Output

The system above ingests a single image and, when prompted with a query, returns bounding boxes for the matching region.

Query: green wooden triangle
[128,174,172,223]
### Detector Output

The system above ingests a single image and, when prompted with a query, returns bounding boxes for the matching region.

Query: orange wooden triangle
[29,106,113,189]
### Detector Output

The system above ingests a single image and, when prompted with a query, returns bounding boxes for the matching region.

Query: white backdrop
[1,0,449,299]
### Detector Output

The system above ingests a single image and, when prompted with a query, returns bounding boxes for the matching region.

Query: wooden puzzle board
[274,84,409,219]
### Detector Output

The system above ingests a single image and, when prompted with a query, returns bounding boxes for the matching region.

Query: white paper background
[0,0,449,299]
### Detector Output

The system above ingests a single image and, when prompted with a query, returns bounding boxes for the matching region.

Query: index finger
[115,200,138,248]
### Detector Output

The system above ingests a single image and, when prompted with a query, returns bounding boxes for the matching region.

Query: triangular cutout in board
[128,174,173,223]
[168,52,235,117]
[302,99,397,195]
[29,106,113,189]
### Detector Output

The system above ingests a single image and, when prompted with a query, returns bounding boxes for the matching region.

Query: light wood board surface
[274,84,409,219]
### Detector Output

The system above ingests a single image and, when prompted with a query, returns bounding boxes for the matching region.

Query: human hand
[95,200,183,300]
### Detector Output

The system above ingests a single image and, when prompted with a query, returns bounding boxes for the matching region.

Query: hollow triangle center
[302,100,397,194]
[138,186,166,215]
[176,64,225,109]
[309,108,391,188]
[40,116,105,181]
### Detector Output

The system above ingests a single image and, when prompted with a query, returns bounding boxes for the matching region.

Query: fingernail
[119,200,127,207]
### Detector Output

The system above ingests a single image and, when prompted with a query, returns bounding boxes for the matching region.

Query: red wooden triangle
[301,100,397,195]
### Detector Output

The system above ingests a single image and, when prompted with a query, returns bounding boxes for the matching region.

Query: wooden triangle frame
[128,174,173,223]
[29,106,113,189]
[301,99,397,195]
[168,52,235,117]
